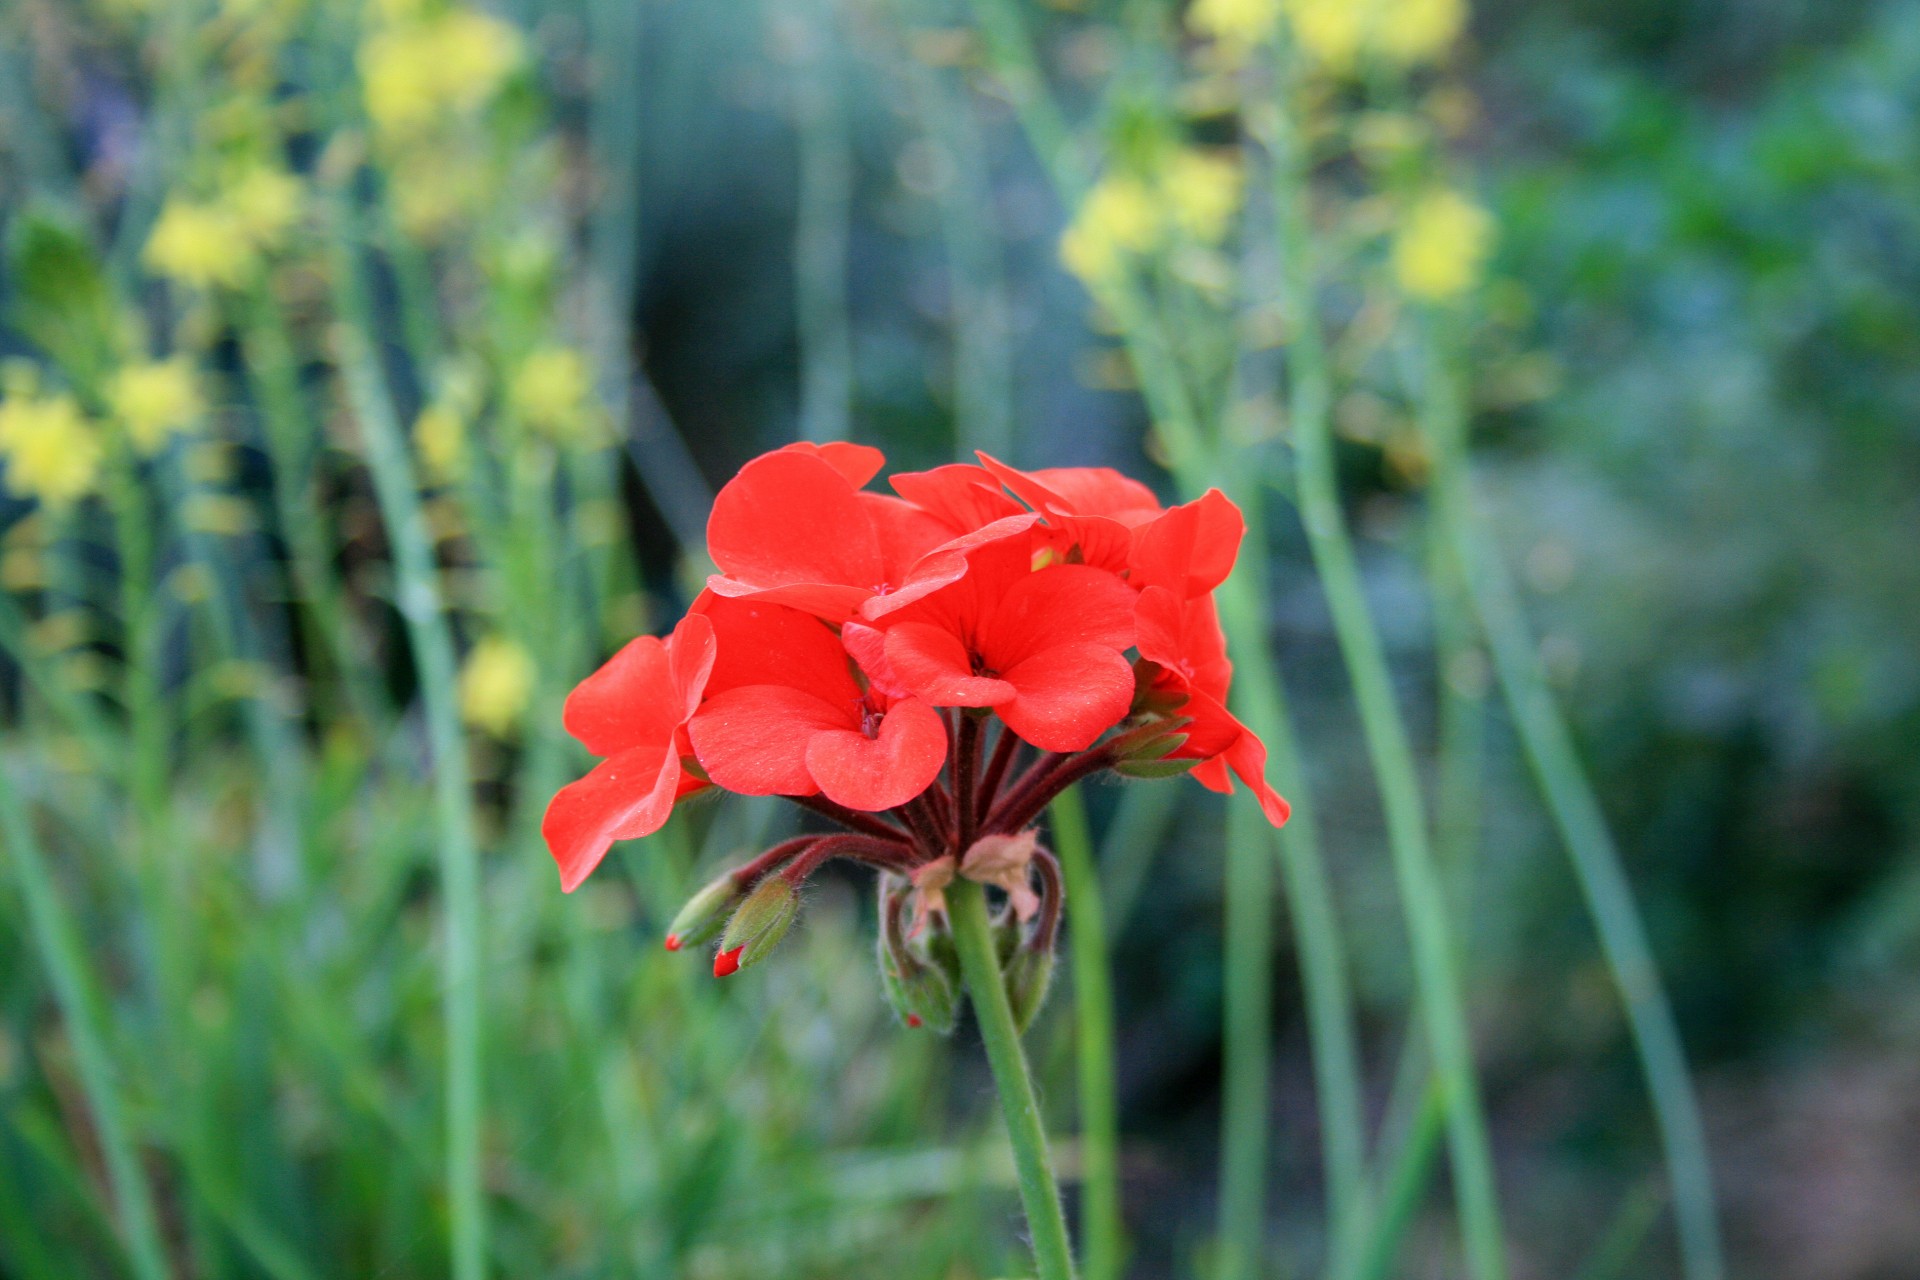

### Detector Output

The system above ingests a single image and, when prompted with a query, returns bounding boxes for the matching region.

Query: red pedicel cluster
[542,442,1289,1018]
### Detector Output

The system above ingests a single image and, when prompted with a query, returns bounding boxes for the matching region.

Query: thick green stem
[1050,786,1122,1280]
[792,0,853,445]
[0,767,171,1280]
[1215,790,1272,1280]
[1264,60,1509,1280]
[947,878,1077,1280]
[329,223,488,1280]
[1414,338,1724,1280]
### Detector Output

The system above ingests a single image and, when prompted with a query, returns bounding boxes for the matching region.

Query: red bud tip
[664,934,682,952]
[906,1014,922,1028]
[713,946,743,978]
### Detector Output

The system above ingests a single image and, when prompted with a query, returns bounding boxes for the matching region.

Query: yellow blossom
[1391,187,1495,302]
[0,391,103,509]
[145,199,255,289]
[108,358,204,454]
[223,164,304,248]
[360,9,522,139]
[1285,0,1367,68]
[459,635,534,737]
[414,402,468,481]
[509,348,593,441]
[1187,0,1281,50]
[1162,148,1244,244]
[1374,0,1466,65]
[1059,174,1161,288]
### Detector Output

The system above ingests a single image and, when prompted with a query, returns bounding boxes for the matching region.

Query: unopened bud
[1004,942,1056,1034]
[665,869,749,952]
[1114,754,1201,779]
[877,877,961,1034]
[715,875,800,976]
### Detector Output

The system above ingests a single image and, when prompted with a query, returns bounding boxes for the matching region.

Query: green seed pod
[1004,942,1057,1034]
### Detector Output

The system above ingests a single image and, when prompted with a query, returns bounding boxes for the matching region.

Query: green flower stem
[793,0,853,445]
[1215,787,1273,1280]
[1262,56,1509,1280]
[1049,785,1122,1280]
[0,767,171,1280]
[328,217,488,1280]
[946,877,1078,1280]
[1412,336,1724,1280]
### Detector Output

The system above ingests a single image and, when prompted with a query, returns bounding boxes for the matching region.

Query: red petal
[668,613,718,721]
[1225,729,1290,826]
[1131,489,1245,598]
[779,440,886,489]
[1134,586,1233,698]
[996,642,1136,752]
[860,513,1039,622]
[891,464,1026,534]
[1036,513,1134,575]
[977,563,1137,672]
[842,621,913,700]
[976,452,1162,522]
[686,685,851,796]
[703,575,873,622]
[705,450,884,604]
[858,493,954,588]
[885,622,1016,706]
[543,744,681,892]
[562,635,679,757]
[697,595,860,707]
[805,697,947,810]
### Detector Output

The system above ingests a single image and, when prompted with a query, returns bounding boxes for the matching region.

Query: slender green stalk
[946,878,1077,1280]
[329,223,488,1280]
[792,0,853,444]
[0,767,171,1280]
[1262,59,1509,1280]
[1049,786,1123,1280]
[1413,337,1724,1280]
[1215,790,1272,1280]
[954,0,1368,1252]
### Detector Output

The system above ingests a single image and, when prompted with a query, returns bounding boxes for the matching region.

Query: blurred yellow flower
[360,8,522,139]
[1163,148,1244,244]
[459,635,534,737]
[1187,0,1281,50]
[0,391,103,509]
[1391,187,1495,302]
[108,358,204,454]
[146,199,255,289]
[1373,0,1466,65]
[509,347,594,441]
[1059,175,1161,288]
[224,164,304,248]
[414,402,468,481]
[1278,0,1465,71]
[1285,0,1367,67]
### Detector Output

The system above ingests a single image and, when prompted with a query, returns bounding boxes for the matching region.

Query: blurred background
[1,0,1917,1277]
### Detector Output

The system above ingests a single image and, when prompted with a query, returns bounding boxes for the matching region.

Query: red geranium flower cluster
[543,442,1288,1011]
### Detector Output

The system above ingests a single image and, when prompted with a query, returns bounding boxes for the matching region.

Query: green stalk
[0,767,171,1280]
[1413,338,1724,1280]
[956,0,1367,1249]
[1263,62,1508,1280]
[946,878,1077,1280]
[1214,790,1272,1280]
[793,0,853,445]
[328,224,488,1280]
[1049,786,1122,1280]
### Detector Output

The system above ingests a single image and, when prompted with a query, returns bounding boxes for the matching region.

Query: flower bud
[714,875,800,977]
[1004,942,1056,1034]
[663,868,749,952]
[876,877,961,1034]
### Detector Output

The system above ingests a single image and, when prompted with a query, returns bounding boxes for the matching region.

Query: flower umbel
[546,443,1289,1018]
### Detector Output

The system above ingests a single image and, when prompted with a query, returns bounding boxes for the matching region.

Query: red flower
[542,613,715,892]
[873,525,1139,752]
[685,594,948,811]
[706,441,1013,622]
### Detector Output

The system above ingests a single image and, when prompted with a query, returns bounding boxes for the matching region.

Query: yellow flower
[224,164,303,248]
[1374,0,1466,65]
[459,635,534,737]
[1391,187,1495,302]
[360,9,522,139]
[1187,0,1281,50]
[414,402,468,481]
[0,392,103,509]
[145,199,255,289]
[508,347,593,441]
[108,358,204,454]
[1285,0,1368,68]
[1162,148,1244,244]
[1059,175,1161,288]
